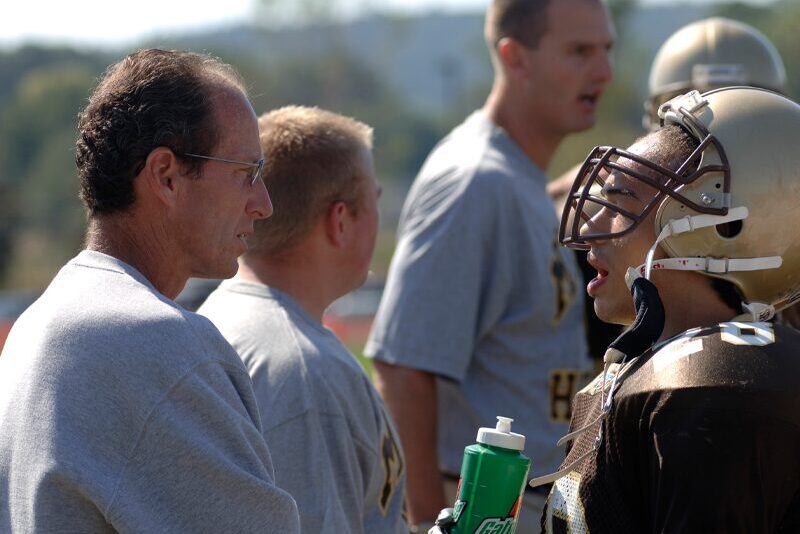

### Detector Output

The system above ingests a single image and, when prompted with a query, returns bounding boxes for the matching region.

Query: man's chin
[197,261,239,281]
[220,262,240,280]
[569,115,597,134]
[593,300,632,327]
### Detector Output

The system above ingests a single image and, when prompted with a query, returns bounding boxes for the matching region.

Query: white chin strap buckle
[741,302,776,322]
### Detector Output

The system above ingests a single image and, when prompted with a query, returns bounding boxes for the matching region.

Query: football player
[549,17,790,363]
[538,86,800,532]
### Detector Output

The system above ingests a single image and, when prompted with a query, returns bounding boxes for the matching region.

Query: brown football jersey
[542,322,800,533]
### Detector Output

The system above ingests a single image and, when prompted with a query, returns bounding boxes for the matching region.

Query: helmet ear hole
[716,219,743,238]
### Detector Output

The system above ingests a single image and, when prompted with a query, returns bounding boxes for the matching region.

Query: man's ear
[324,200,351,248]
[139,147,183,207]
[496,37,530,80]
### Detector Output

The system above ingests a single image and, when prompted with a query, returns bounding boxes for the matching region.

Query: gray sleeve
[264,411,376,534]
[366,171,505,382]
[105,362,300,533]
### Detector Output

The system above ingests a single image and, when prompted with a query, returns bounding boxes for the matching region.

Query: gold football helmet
[643,18,787,130]
[561,87,800,315]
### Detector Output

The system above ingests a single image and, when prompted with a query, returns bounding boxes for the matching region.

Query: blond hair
[250,105,374,256]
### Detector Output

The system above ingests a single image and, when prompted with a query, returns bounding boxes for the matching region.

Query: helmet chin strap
[636,206,781,321]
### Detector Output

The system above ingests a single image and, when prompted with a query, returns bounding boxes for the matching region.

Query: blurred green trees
[1,1,799,289]
[0,54,104,286]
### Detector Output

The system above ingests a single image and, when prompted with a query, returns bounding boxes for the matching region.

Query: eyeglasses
[182,152,265,186]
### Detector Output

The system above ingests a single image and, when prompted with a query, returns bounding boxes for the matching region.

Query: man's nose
[248,178,273,220]
[592,49,614,85]
[579,208,611,241]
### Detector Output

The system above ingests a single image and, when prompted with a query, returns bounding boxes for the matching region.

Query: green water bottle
[449,416,531,534]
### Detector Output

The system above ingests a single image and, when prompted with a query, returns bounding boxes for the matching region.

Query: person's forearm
[372,361,447,525]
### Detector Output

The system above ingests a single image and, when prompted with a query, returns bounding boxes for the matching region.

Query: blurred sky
[1,0,777,49]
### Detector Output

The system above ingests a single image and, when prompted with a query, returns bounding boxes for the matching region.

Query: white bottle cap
[476,416,525,451]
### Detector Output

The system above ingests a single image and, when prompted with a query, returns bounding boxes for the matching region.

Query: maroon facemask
[558,107,731,250]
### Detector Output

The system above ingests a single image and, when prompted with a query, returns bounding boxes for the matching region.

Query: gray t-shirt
[365,110,590,476]
[0,251,300,533]
[199,280,407,534]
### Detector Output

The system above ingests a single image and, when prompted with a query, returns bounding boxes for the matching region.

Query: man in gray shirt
[0,49,300,532]
[199,106,407,533]
[365,0,615,531]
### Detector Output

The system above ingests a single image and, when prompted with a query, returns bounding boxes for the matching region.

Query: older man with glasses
[0,49,300,532]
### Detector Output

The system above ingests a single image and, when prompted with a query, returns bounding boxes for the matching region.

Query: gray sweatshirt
[0,251,300,533]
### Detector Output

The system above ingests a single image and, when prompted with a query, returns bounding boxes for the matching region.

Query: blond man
[199,106,407,533]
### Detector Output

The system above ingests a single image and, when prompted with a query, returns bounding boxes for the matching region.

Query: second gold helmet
[643,17,786,130]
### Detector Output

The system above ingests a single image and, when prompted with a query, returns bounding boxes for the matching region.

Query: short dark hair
[640,124,700,171]
[485,0,550,50]
[75,49,246,215]
[645,124,744,314]
[249,106,374,257]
